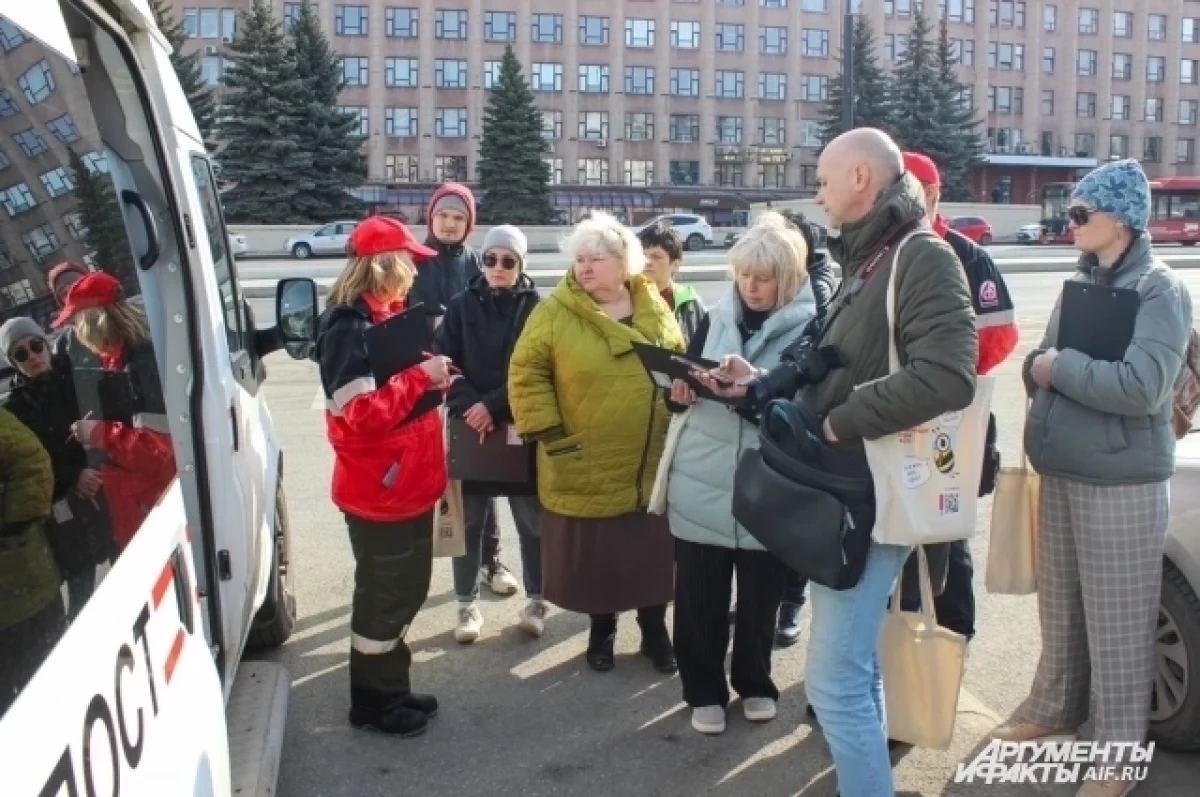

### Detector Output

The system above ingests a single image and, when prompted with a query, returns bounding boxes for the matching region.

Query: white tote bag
[879,547,967,750]
[985,434,1040,595]
[862,233,995,546]
[648,408,692,515]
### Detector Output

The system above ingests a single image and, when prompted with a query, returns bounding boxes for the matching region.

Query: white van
[0,4,306,795]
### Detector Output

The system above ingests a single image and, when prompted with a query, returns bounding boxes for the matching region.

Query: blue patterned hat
[1071,159,1151,231]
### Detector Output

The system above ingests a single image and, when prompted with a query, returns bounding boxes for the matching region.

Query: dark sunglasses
[1068,205,1095,226]
[10,338,46,363]
[483,253,519,270]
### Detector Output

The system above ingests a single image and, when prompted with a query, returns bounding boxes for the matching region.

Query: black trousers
[901,539,976,640]
[781,569,808,607]
[345,510,434,705]
[673,539,789,708]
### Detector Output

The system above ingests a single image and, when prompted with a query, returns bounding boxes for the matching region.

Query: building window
[0,90,17,118]
[0,151,8,171]
[885,34,908,62]
[1146,98,1164,123]
[1113,11,1132,38]
[671,21,700,49]
[1148,57,1165,83]
[482,61,502,90]
[579,16,609,46]
[625,67,655,95]
[1077,50,1097,77]
[386,8,418,38]
[47,114,80,144]
[942,0,977,25]
[1074,133,1095,157]
[670,161,700,186]
[715,164,743,187]
[803,29,830,57]
[1181,100,1199,126]
[1078,8,1098,35]
[435,156,467,182]
[760,27,787,55]
[435,108,468,137]
[885,0,913,17]
[1041,90,1054,116]
[183,9,198,37]
[62,212,87,240]
[531,63,563,92]
[1112,54,1132,81]
[671,68,700,97]
[802,120,823,148]
[543,158,563,185]
[578,111,609,140]
[950,39,975,67]
[532,14,563,43]
[0,183,36,216]
[1109,135,1128,159]
[578,159,609,185]
[579,65,610,93]
[21,224,60,262]
[200,56,223,85]
[335,5,368,36]
[1186,19,1200,45]
[541,110,563,140]
[716,24,744,52]
[283,4,304,31]
[1149,15,1166,41]
[385,154,418,182]
[626,19,655,48]
[1110,95,1130,121]
[988,0,1026,28]
[1042,47,1055,74]
[1075,92,1096,118]
[767,0,791,8]
[386,58,418,88]
[1040,131,1054,156]
[802,75,828,102]
[800,0,828,10]
[800,164,818,191]
[624,160,654,186]
[717,117,743,144]
[435,9,467,39]
[81,152,107,174]
[1183,60,1199,86]
[990,86,1013,113]
[760,73,788,101]
[714,71,745,99]
[1179,139,1197,165]
[39,167,73,198]
[670,115,700,143]
[1042,5,1056,31]
[484,11,516,42]
[626,113,655,142]
[384,108,418,137]
[435,59,467,89]
[759,117,786,145]
[987,42,1024,71]
[0,17,27,51]
[1144,137,1162,164]
[341,56,368,86]
[18,60,55,104]
[11,129,47,158]
[199,8,219,38]
[338,106,369,136]
[760,163,786,189]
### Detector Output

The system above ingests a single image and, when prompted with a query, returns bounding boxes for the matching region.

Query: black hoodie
[409,237,483,319]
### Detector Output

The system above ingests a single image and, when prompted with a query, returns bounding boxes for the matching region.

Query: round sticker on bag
[933,432,956,474]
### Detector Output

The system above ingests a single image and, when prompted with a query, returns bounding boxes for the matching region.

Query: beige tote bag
[648,408,692,515]
[432,410,467,558]
[984,429,1039,595]
[879,546,968,750]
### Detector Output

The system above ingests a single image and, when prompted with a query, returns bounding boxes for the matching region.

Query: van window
[0,6,184,717]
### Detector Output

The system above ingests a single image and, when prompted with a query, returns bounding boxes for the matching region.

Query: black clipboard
[1058,280,1140,362]
[631,341,737,404]
[446,416,534,484]
[362,303,442,423]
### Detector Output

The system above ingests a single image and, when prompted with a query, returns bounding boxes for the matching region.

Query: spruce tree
[932,19,986,202]
[887,8,943,157]
[289,1,366,221]
[67,149,133,279]
[819,15,893,144]
[477,47,554,225]
[149,0,216,147]
[218,0,311,223]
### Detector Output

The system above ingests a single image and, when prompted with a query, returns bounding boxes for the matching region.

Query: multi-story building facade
[175,1,1199,220]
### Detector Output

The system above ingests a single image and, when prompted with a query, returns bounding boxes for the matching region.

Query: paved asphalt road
[250,269,1200,797]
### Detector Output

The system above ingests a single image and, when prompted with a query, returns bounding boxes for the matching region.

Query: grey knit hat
[0,317,47,359]
[482,225,529,266]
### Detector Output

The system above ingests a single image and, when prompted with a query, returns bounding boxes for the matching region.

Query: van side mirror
[276,278,318,360]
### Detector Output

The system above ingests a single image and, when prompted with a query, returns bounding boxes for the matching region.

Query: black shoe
[349,704,429,737]
[400,692,438,719]
[639,634,678,674]
[586,633,616,672]
[775,602,803,648]
[805,704,818,722]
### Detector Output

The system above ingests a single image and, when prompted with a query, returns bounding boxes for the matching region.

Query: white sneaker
[482,563,520,597]
[691,706,726,735]
[743,697,777,722]
[454,603,483,644]
[518,600,547,638]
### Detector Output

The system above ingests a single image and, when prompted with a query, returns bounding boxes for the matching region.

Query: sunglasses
[483,253,519,270]
[10,338,46,363]
[1068,205,1095,226]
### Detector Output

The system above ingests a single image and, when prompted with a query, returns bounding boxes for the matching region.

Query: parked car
[1016,223,1043,243]
[283,220,359,259]
[1152,431,1200,751]
[228,231,249,255]
[635,214,713,251]
[950,216,994,245]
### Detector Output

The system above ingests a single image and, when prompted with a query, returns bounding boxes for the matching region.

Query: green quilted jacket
[508,271,685,518]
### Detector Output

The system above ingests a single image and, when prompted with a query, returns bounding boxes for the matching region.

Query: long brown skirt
[540,509,675,615]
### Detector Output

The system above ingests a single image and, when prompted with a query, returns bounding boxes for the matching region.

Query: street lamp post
[842,1,856,132]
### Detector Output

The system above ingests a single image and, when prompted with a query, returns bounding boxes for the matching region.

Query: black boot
[400,692,438,718]
[637,608,677,674]
[349,688,429,737]
[586,614,616,672]
[775,602,803,648]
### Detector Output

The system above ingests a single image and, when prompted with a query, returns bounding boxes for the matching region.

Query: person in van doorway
[412,183,519,598]
[665,213,819,736]
[47,262,101,369]
[509,212,685,674]
[1,317,112,618]
[997,160,1192,797]
[433,225,546,642]
[315,216,453,738]
[637,221,707,345]
[51,272,176,553]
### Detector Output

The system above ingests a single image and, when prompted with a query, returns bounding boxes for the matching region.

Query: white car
[635,213,713,252]
[283,220,359,258]
[1016,223,1043,243]
[228,231,248,255]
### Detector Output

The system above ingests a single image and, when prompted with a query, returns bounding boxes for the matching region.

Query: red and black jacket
[315,293,447,522]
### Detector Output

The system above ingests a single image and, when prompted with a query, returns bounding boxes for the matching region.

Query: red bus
[1039,177,1200,245]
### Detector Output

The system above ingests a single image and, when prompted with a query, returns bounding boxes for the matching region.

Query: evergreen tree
[67,149,133,279]
[150,0,216,147]
[477,47,554,225]
[887,8,942,157]
[931,19,986,202]
[218,0,311,223]
[819,15,893,144]
[289,1,366,221]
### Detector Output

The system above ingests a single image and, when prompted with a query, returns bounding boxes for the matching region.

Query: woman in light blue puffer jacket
[664,212,818,737]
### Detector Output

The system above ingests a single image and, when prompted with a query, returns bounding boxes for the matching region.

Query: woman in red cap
[314,215,453,739]
[51,271,175,552]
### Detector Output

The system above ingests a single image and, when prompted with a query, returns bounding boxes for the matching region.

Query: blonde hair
[74,301,150,353]
[728,212,809,310]
[327,251,416,306]
[560,211,645,279]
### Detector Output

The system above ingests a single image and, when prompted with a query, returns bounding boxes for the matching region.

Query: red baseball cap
[903,152,941,188]
[51,270,122,328]
[348,217,437,259]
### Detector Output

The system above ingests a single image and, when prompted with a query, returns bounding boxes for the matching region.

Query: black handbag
[732,399,876,591]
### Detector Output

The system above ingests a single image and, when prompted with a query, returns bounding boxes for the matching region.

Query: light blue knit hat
[1071,159,1151,231]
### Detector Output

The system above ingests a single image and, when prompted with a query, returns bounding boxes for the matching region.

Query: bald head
[816,128,905,228]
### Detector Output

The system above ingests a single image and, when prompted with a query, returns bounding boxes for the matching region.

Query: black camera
[743,331,847,414]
